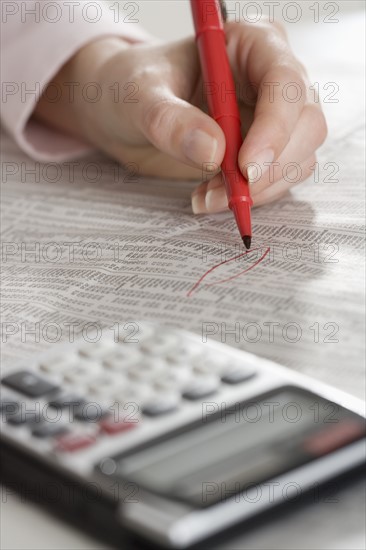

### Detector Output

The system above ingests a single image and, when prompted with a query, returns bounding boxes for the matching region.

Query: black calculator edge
[0,439,134,550]
[1,438,365,550]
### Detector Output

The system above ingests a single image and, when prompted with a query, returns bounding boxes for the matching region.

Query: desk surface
[1,472,365,549]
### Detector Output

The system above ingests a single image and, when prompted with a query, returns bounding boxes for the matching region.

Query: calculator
[1,322,365,548]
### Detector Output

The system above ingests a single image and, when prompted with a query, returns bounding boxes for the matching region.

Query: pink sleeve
[0,0,154,162]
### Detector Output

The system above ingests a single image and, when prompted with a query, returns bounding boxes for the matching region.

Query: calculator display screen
[114,387,365,507]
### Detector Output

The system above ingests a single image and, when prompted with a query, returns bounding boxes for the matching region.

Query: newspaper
[1,116,365,398]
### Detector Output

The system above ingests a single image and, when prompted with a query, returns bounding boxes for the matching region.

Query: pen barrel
[195,27,251,204]
[193,17,240,119]
[191,0,252,236]
[219,116,252,206]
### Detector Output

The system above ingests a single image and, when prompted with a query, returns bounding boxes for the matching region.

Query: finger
[136,88,226,171]
[240,68,307,180]
[247,103,327,194]
[226,20,325,178]
[252,154,316,206]
[191,173,227,214]
[191,154,315,214]
[106,141,214,180]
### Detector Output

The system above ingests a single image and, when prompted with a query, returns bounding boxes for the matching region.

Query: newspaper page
[1,118,364,397]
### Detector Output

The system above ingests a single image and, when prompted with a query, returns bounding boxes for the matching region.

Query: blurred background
[130,0,364,40]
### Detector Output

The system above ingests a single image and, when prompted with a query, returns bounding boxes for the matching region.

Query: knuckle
[305,105,328,146]
[281,67,308,97]
[263,66,308,103]
[260,17,288,41]
[143,98,175,143]
[226,16,287,39]
[271,18,287,36]
[271,117,290,147]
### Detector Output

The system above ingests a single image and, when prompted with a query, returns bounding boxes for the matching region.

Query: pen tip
[243,236,251,250]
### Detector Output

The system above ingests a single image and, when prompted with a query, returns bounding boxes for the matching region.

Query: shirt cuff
[0,1,155,161]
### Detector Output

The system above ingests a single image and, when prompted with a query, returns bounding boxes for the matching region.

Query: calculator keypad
[1,324,258,453]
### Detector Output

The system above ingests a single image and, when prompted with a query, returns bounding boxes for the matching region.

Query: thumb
[137,91,225,171]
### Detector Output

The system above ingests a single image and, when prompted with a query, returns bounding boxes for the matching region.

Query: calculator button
[113,384,152,407]
[74,403,108,422]
[6,410,41,425]
[63,362,102,384]
[153,369,192,392]
[88,374,126,395]
[193,354,229,375]
[103,349,142,372]
[77,341,116,359]
[141,334,178,356]
[127,360,165,382]
[48,393,86,409]
[55,433,96,452]
[99,415,138,435]
[32,422,69,438]
[39,355,78,374]
[221,367,256,385]
[2,371,59,398]
[142,396,179,417]
[0,397,20,413]
[182,377,219,400]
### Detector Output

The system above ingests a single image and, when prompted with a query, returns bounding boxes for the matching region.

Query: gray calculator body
[1,323,365,548]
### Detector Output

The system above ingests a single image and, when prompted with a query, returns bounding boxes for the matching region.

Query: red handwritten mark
[187,247,270,298]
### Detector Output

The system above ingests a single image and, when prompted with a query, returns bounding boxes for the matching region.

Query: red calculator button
[55,433,96,452]
[99,416,138,436]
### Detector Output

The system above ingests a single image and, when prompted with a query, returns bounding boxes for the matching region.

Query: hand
[35,19,327,212]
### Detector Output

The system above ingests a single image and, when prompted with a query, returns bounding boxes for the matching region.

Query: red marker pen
[190,0,253,249]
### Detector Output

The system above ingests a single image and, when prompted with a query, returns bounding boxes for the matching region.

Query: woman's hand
[34,19,327,212]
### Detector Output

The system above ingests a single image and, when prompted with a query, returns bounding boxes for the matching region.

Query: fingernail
[191,192,207,214]
[183,129,218,167]
[205,186,228,213]
[247,149,274,184]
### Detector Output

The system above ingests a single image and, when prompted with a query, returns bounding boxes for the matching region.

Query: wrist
[69,37,131,84]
